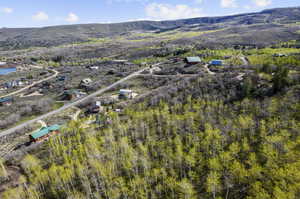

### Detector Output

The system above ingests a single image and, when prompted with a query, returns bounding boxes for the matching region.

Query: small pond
[0,68,16,75]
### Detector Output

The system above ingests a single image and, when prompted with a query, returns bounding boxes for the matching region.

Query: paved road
[137,74,198,78]
[0,66,149,138]
[0,68,59,98]
[240,56,249,66]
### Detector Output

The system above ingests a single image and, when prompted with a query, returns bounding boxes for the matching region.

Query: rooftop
[186,57,202,63]
[30,124,61,139]
[120,89,133,93]
[0,97,13,103]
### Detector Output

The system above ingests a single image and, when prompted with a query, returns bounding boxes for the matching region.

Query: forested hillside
[2,73,299,199]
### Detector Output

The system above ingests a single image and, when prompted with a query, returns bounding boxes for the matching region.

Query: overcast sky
[0,0,299,28]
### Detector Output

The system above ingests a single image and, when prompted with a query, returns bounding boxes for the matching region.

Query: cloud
[244,5,252,10]
[106,0,149,3]
[221,0,237,8]
[65,13,79,23]
[194,0,204,4]
[1,7,13,14]
[145,3,203,20]
[32,12,49,21]
[252,0,272,7]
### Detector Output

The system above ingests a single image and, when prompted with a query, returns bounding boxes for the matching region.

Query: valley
[0,6,299,199]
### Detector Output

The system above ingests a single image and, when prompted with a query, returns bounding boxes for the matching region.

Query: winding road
[0,66,149,138]
[0,68,59,98]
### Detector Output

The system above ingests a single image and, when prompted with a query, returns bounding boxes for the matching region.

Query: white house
[119,89,133,99]
[0,61,7,66]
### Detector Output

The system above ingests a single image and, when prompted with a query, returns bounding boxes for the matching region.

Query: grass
[126,28,226,42]
[245,47,300,56]
[132,57,167,65]
[53,102,64,110]
[178,49,245,65]
[259,73,273,81]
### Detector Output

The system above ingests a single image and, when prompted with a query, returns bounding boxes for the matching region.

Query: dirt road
[0,66,149,138]
[0,68,59,98]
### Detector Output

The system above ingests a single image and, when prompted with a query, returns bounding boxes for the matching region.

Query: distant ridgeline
[0,7,300,49]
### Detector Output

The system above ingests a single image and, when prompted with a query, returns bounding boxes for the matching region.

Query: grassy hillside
[0,7,300,50]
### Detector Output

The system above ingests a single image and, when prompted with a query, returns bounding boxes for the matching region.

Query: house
[3,79,25,88]
[151,67,161,73]
[80,78,93,88]
[119,89,133,99]
[57,76,66,81]
[0,84,8,91]
[87,101,104,114]
[113,60,128,63]
[273,53,287,57]
[0,61,7,66]
[185,57,202,64]
[210,60,224,66]
[60,90,86,101]
[87,66,99,70]
[29,124,61,143]
[90,66,99,70]
[144,66,162,74]
[0,97,13,106]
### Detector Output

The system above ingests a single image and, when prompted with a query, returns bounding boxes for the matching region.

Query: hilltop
[0,7,300,50]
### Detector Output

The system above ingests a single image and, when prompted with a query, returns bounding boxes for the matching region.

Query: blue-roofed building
[210,60,224,66]
[29,124,61,142]
[0,97,13,106]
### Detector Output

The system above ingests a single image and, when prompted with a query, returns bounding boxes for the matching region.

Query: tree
[272,66,290,93]
[0,158,8,181]
[176,179,197,199]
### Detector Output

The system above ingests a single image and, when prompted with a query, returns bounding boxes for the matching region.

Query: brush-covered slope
[0,7,300,50]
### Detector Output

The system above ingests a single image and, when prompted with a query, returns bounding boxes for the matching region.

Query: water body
[0,68,16,75]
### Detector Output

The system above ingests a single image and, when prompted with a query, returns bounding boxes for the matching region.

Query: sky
[0,0,299,28]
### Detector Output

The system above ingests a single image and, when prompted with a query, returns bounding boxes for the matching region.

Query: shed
[185,57,202,64]
[0,97,13,106]
[210,60,223,66]
[30,124,61,142]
